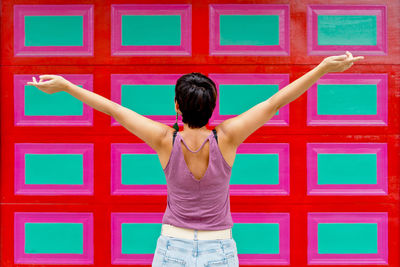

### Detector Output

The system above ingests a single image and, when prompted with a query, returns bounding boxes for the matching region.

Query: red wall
[1,0,399,266]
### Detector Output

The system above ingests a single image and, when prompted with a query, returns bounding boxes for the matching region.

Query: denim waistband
[161,223,232,240]
[158,234,236,254]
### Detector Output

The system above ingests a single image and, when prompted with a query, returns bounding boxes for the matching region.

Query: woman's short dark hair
[175,72,217,129]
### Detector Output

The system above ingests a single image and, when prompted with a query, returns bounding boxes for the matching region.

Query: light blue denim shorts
[152,232,239,267]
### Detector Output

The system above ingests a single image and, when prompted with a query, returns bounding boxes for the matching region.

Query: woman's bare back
[158,127,236,181]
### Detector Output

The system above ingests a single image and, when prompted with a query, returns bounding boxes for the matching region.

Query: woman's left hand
[26,75,73,94]
[318,51,364,73]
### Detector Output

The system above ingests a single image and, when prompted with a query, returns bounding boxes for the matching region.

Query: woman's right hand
[318,51,364,73]
[27,75,73,94]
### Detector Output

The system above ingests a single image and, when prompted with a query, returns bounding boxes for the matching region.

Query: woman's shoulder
[162,127,179,146]
[213,126,236,168]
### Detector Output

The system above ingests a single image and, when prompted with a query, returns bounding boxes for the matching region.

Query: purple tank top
[162,129,234,230]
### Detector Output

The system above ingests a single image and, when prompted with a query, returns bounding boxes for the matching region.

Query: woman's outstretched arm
[27,76,170,152]
[216,51,364,148]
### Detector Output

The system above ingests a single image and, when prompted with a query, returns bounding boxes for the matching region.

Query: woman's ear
[174,100,180,114]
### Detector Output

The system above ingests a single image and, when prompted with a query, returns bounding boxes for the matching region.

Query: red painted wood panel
[1,0,399,266]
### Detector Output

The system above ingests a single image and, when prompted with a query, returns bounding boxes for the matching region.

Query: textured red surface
[1,0,399,266]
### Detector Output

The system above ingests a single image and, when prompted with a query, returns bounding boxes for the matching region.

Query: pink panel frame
[111,212,290,265]
[111,212,163,265]
[14,143,94,195]
[14,74,94,126]
[110,74,183,126]
[307,143,388,196]
[233,212,290,265]
[14,212,94,264]
[111,4,192,56]
[307,73,388,126]
[13,4,94,57]
[208,74,290,126]
[209,4,290,56]
[111,143,166,195]
[307,5,387,55]
[308,212,388,265]
[231,143,290,196]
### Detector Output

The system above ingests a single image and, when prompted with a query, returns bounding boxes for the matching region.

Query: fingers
[26,75,54,86]
[351,56,364,62]
[26,77,37,85]
[332,54,347,61]
[26,76,49,86]
[344,51,353,64]
[39,74,54,80]
[333,51,364,63]
[345,51,366,62]
[344,52,354,68]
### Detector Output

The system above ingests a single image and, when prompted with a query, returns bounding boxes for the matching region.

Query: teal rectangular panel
[121,223,160,254]
[318,223,378,254]
[231,154,279,185]
[25,154,83,185]
[121,85,175,115]
[121,154,166,185]
[24,15,83,46]
[25,223,83,254]
[24,85,84,116]
[317,84,377,115]
[219,15,280,46]
[233,223,280,254]
[317,15,377,46]
[121,15,181,46]
[219,84,279,115]
[317,153,377,185]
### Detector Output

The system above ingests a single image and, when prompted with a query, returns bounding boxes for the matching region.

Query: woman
[27,51,363,266]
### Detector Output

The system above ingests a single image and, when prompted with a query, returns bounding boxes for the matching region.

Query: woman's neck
[181,123,209,135]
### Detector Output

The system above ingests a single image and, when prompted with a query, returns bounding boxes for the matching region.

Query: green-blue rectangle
[24,85,84,116]
[121,85,175,116]
[233,223,280,254]
[25,223,83,254]
[317,153,377,185]
[230,154,279,185]
[219,15,280,46]
[219,84,279,115]
[121,15,181,46]
[24,16,83,46]
[317,15,377,46]
[121,154,166,185]
[25,154,84,185]
[121,223,161,254]
[318,223,378,254]
[317,84,377,115]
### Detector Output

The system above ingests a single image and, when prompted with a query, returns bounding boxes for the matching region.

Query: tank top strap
[212,129,218,144]
[172,130,178,145]
[177,132,212,153]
